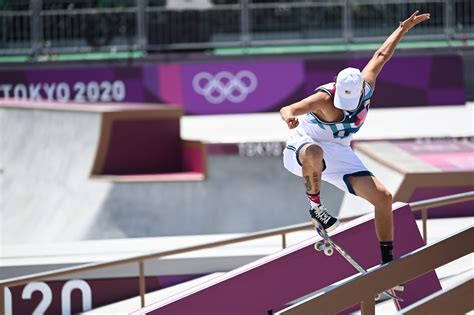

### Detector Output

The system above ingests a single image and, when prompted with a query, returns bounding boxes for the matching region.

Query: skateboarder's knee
[300,144,323,166]
[372,188,393,209]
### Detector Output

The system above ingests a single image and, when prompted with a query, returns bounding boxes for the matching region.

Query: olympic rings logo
[192,70,258,104]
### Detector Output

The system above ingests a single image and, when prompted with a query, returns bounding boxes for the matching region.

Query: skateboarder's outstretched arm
[362,10,431,89]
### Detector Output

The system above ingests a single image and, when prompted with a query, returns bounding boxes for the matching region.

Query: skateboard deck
[314,220,403,308]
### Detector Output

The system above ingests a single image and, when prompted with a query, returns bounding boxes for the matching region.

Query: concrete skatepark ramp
[1,100,338,245]
[1,102,111,244]
[353,139,474,218]
[131,204,441,315]
[0,100,207,244]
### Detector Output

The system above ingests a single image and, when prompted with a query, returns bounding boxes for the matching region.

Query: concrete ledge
[0,99,182,115]
[91,172,206,182]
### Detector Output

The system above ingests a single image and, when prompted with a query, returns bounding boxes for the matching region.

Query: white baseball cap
[334,67,364,111]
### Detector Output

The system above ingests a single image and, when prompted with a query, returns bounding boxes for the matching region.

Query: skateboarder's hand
[285,116,299,129]
[400,10,430,31]
[280,107,299,129]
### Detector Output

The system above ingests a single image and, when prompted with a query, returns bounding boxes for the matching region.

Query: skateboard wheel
[314,242,324,251]
[375,294,380,301]
[324,247,333,256]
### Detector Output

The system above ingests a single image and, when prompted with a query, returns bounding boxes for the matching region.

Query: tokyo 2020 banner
[0,55,465,114]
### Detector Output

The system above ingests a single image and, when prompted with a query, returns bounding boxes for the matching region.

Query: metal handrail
[399,277,473,314]
[0,192,472,312]
[411,191,474,244]
[411,191,474,211]
[276,226,474,315]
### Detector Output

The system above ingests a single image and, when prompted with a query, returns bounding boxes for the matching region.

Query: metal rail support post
[139,260,146,307]
[136,0,147,50]
[343,0,353,43]
[444,0,454,40]
[240,0,251,47]
[30,0,43,56]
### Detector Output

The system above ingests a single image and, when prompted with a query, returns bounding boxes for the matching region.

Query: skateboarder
[280,11,430,264]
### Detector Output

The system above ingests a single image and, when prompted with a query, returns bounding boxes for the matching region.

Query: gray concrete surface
[86,155,343,238]
[0,106,343,245]
[0,107,112,245]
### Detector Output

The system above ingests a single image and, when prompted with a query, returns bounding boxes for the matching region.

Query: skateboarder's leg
[299,144,324,195]
[299,144,339,231]
[283,143,337,232]
[347,175,394,263]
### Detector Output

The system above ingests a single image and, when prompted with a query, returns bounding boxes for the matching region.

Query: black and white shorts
[283,134,373,195]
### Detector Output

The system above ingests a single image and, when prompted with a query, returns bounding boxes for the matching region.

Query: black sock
[380,241,393,264]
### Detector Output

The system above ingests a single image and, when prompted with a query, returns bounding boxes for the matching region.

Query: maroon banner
[5,274,204,314]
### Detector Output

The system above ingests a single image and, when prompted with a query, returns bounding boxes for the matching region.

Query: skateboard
[313,220,403,306]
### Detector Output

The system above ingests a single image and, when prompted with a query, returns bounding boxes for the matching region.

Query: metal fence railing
[0,0,473,55]
[41,7,138,51]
